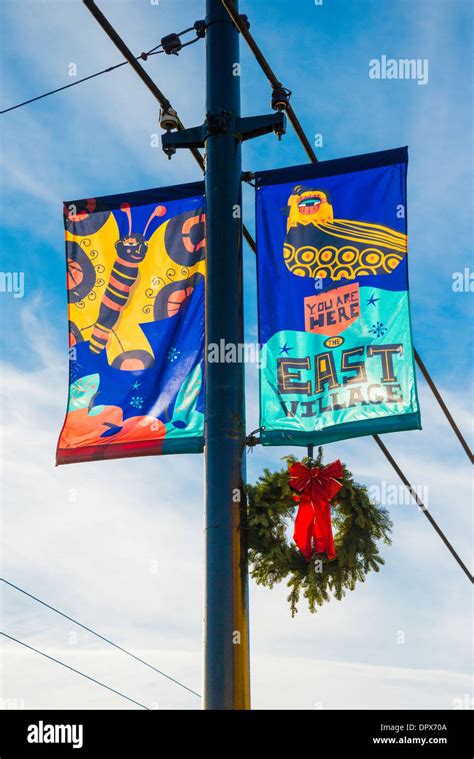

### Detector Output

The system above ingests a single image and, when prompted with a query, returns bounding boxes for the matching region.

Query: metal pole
[86,0,284,711]
[203,0,250,709]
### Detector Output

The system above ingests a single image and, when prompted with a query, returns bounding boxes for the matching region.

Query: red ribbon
[288,460,343,561]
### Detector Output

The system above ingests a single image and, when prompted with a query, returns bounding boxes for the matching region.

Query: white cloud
[1,301,472,709]
[1,0,472,712]
[250,656,472,710]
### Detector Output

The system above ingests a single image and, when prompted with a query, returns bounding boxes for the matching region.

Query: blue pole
[162,0,283,710]
[203,0,250,709]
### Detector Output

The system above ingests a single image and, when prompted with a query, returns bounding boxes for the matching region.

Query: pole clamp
[206,110,233,135]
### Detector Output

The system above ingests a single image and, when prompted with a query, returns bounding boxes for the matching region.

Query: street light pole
[162,0,284,710]
[203,0,249,710]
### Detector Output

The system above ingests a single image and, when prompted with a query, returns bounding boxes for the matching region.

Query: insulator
[194,20,207,38]
[161,33,182,55]
[271,86,291,112]
[160,106,179,132]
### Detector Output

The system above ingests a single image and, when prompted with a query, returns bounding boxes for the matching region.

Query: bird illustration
[282,185,407,280]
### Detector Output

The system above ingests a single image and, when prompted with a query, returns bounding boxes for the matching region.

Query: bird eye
[299,197,321,207]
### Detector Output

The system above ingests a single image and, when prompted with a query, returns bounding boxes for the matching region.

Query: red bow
[288,460,343,561]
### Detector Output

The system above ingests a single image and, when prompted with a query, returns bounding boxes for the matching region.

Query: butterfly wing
[66,212,120,346]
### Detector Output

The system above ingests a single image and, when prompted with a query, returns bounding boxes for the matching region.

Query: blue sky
[1,0,472,710]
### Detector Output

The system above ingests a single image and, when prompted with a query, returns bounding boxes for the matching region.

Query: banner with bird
[255,147,421,447]
[56,181,206,464]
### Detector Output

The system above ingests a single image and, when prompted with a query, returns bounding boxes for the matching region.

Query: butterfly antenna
[143,205,166,237]
[120,202,132,235]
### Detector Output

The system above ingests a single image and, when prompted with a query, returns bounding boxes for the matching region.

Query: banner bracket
[162,124,206,157]
[236,112,285,141]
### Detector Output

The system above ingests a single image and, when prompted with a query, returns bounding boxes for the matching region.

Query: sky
[0,0,473,711]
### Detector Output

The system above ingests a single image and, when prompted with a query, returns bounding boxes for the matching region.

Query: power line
[80,0,255,254]
[13,0,466,582]
[179,37,203,52]
[82,0,204,171]
[1,60,129,115]
[23,0,467,583]
[1,578,201,699]
[219,0,473,580]
[245,432,473,582]
[0,21,200,116]
[79,0,471,579]
[372,436,473,583]
[5,0,468,465]
[1,632,150,710]
[0,43,168,116]
[146,25,196,56]
[414,349,473,464]
[221,0,318,163]
[2,1,232,238]
[221,0,473,467]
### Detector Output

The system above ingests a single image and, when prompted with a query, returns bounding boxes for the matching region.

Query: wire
[2,32,210,250]
[146,25,195,56]
[245,432,473,581]
[220,1,473,579]
[78,0,471,478]
[414,349,473,463]
[220,0,318,163]
[0,20,202,116]
[82,0,204,170]
[180,37,202,51]
[1,632,150,709]
[12,0,466,575]
[1,61,129,115]
[16,0,465,581]
[0,40,166,116]
[221,0,473,466]
[372,436,473,583]
[1,577,201,699]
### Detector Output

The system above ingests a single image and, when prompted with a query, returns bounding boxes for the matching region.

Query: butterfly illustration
[64,197,206,371]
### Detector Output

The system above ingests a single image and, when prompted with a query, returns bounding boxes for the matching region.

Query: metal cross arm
[236,113,286,141]
[162,124,207,157]
[162,111,285,155]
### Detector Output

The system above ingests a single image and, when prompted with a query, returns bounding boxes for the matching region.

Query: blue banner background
[256,148,421,446]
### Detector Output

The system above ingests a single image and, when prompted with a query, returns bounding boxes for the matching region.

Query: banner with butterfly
[56,181,206,464]
[255,147,421,447]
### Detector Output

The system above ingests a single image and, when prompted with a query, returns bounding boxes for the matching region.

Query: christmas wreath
[246,448,392,616]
